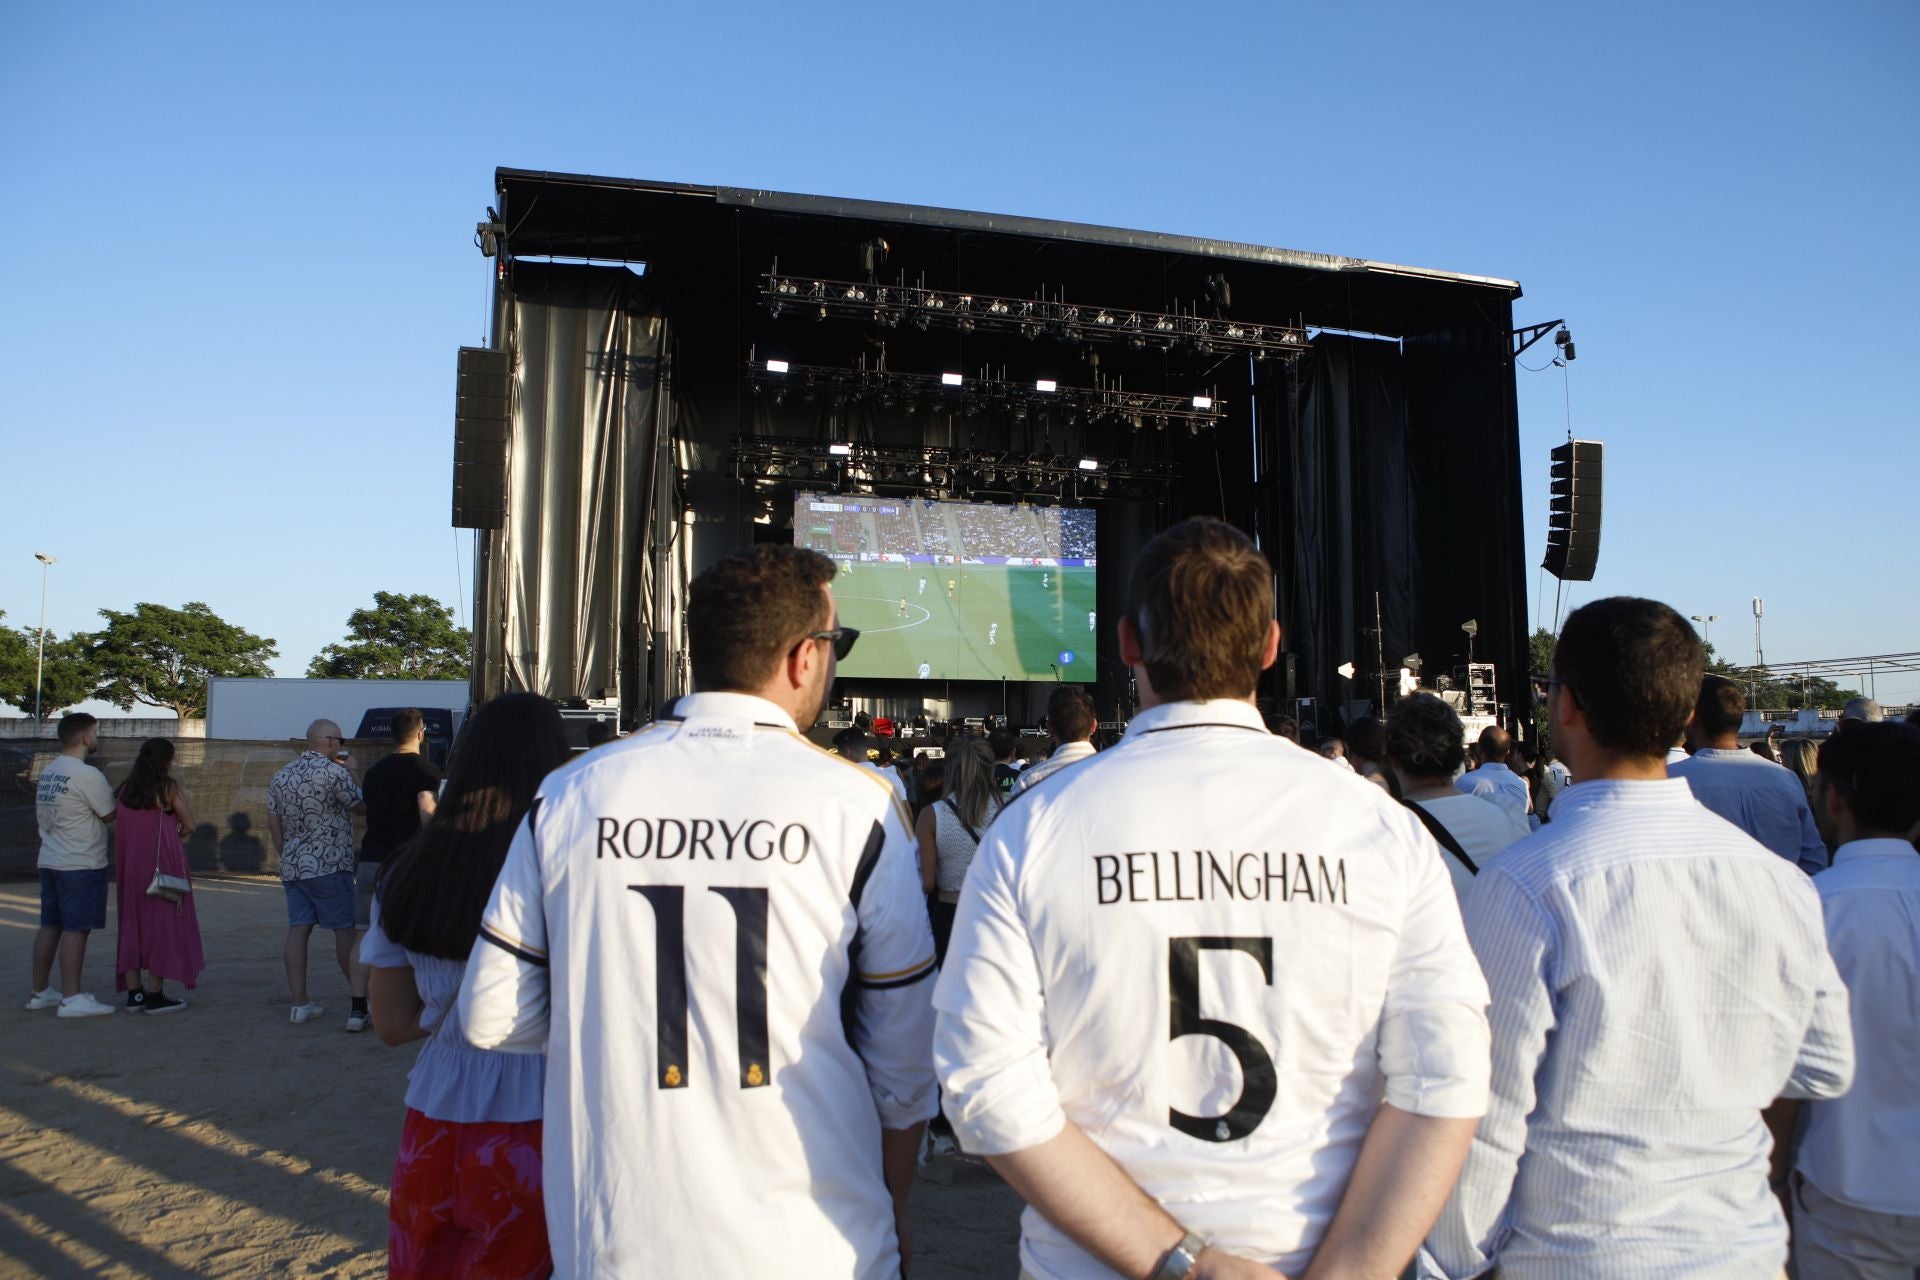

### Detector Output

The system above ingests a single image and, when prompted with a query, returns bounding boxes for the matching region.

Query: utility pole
[1751,598,1765,708]
[33,553,57,727]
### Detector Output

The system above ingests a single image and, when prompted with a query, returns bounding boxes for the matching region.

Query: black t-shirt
[359,751,441,861]
[993,761,1021,797]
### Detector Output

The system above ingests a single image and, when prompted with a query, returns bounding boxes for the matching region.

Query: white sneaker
[55,993,115,1019]
[26,988,61,1011]
[289,1002,326,1024]
[345,1009,370,1033]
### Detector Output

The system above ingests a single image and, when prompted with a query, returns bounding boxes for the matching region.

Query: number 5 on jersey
[631,886,770,1091]
[1169,936,1277,1142]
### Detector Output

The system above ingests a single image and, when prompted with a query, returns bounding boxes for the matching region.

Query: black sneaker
[126,990,148,1011]
[142,993,186,1015]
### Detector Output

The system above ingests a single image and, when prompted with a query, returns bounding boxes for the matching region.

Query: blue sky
[2,2,1915,713]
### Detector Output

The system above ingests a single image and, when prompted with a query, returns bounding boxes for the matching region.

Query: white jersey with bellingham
[458,692,938,1280]
[933,698,1491,1280]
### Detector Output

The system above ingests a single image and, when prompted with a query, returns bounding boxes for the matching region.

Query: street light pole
[1690,613,1720,649]
[32,553,57,727]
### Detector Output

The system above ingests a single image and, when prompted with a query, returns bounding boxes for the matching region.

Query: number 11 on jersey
[630,885,771,1091]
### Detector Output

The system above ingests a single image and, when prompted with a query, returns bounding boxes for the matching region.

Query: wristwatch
[1151,1230,1207,1280]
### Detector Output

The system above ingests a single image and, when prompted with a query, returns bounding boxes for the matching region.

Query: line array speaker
[452,346,511,529]
[1543,438,1602,582]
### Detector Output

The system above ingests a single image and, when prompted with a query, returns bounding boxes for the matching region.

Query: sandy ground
[0,876,1021,1279]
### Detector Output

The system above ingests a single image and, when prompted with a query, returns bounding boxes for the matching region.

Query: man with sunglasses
[460,544,937,1279]
[1424,597,1854,1280]
[266,718,365,1025]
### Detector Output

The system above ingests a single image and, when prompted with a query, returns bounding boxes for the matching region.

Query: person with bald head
[266,718,365,1024]
[1454,723,1531,823]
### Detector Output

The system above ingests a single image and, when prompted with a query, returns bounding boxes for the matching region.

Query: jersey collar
[1833,837,1920,865]
[671,691,799,732]
[1125,699,1269,737]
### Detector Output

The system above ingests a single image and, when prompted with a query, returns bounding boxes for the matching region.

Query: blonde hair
[1778,736,1819,801]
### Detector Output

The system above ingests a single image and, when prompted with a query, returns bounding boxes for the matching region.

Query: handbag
[145,820,192,902]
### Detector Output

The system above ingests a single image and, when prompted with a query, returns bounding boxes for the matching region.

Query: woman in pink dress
[115,738,205,1013]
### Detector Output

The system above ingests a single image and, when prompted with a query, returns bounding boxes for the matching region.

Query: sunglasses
[808,627,860,660]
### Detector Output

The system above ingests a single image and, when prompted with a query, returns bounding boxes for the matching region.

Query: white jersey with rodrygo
[933,698,1492,1280]
[458,691,938,1280]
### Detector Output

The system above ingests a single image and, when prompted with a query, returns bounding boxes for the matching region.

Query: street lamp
[33,553,56,727]
[1690,613,1720,648]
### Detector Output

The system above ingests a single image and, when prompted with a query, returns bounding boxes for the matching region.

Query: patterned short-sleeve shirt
[266,752,363,881]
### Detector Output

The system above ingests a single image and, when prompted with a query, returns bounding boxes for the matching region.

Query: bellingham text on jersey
[1093,850,1350,906]
[595,816,815,864]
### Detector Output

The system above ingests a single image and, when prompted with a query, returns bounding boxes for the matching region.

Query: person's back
[1669,674,1826,874]
[1455,726,1529,820]
[458,546,935,1278]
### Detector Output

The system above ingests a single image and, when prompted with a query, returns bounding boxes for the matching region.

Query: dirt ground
[0,875,1021,1279]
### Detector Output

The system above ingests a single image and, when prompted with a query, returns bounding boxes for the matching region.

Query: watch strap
[1151,1229,1207,1280]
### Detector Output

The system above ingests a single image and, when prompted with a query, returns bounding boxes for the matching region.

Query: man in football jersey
[459,544,938,1278]
[934,517,1491,1280]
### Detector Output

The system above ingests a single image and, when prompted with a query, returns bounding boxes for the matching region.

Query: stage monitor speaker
[452,346,511,529]
[1543,438,1602,582]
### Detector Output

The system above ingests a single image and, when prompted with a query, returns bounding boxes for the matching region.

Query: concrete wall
[0,718,204,740]
[2,735,406,879]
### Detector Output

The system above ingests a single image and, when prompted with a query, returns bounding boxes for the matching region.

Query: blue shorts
[285,871,357,931]
[39,866,110,932]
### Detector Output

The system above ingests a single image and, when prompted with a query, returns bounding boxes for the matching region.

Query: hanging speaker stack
[452,346,511,529]
[1543,438,1602,582]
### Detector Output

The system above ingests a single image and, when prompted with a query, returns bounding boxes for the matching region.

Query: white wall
[206,678,468,741]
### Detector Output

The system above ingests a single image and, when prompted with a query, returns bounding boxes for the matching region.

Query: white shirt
[934,699,1491,1279]
[1012,739,1096,794]
[1407,792,1530,902]
[1455,761,1530,820]
[1796,838,1920,1215]
[1668,747,1827,875]
[35,754,115,871]
[864,760,908,802]
[457,692,938,1279]
[1423,779,1854,1280]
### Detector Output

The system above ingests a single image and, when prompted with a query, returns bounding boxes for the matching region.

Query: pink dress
[114,801,206,990]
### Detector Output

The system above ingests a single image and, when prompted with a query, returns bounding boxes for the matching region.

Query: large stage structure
[458,168,1532,733]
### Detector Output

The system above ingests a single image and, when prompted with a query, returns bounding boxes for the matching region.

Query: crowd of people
[25,518,1920,1280]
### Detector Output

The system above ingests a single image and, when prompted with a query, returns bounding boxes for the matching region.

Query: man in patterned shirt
[266,719,364,1025]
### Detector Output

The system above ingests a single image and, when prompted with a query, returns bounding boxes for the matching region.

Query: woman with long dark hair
[114,738,204,1013]
[361,693,570,1280]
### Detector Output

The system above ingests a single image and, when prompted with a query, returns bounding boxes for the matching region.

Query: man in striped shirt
[1423,597,1854,1279]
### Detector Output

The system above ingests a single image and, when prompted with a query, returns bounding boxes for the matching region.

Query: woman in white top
[1386,693,1530,902]
[916,738,1001,965]
[364,693,571,1280]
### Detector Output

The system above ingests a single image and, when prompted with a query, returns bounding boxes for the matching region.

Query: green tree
[1703,643,1859,712]
[307,592,471,681]
[1529,626,1557,756]
[2,629,103,721]
[90,602,278,720]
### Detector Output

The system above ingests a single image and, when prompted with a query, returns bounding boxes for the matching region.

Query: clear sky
[3,2,1915,714]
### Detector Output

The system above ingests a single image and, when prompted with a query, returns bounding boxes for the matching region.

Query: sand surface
[0,876,1020,1278]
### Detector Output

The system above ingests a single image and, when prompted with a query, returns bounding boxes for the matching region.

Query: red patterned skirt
[389,1108,552,1280]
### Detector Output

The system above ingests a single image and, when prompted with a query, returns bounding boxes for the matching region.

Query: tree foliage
[1703,644,1859,712]
[0,612,103,721]
[90,602,278,720]
[307,592,471,681]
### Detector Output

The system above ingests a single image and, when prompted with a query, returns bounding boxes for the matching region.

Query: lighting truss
[731,436,1178,501]
[746,358,1226,431]
[760,272,1309,358]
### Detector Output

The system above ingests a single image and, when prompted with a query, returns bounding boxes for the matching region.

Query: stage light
[828,443,853,456]
[1155,317,1175,332]
[1192,395,1213,410]
[941,372,963,386]
[765,359,790,374]
[1077,458,1099,472]
[1094,311,1115,325]
[1035,379,1057,392]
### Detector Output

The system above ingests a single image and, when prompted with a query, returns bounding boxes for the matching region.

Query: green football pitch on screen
[827,560,1097,682]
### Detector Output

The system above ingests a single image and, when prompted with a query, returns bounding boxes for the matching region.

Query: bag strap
[1402,798,1478,875]
[943,796,981,845]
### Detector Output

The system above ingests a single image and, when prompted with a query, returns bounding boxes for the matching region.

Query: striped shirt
[1422,778,1854,1279]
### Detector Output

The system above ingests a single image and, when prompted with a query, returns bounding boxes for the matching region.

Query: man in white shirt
[27,713,119,1018]
[1386,693,1529,903]
[937,517,1492,1280]
[835,726,909,803]
[1424,597,1854,1280]
[1453,725,1530,821]
[458,544,937,1278]
[1779,722,1920,1278]
[1670,674,1827,874]
[1014,685,1098,794]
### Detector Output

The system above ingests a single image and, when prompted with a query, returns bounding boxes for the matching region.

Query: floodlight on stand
[1077,458,1099,472]
[941,372,963,386]
[828,443,853,457]
[1035,379,1057,393]
[765,359,789,374]
[1192,395,1214,410]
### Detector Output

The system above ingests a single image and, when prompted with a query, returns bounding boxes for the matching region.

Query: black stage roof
[494,168,1521,339]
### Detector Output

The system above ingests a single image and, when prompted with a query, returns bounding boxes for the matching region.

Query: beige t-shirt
[36,754,116,871]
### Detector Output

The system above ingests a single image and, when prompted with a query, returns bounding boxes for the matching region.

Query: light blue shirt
[1422,778,1854,1279]
[1668,747,1827,875]
[362,895,545,1124]
[1455,761,1530,822]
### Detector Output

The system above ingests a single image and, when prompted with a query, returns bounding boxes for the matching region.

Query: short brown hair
[1817,721,1920,835]
[1126,518,1273,701]
[56,712,97,746]
[1045,686,1097,743]
[390,707,425,743]
[1693,674,1744,739]
[687,545,835,692]
[1553,597,1702,760]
